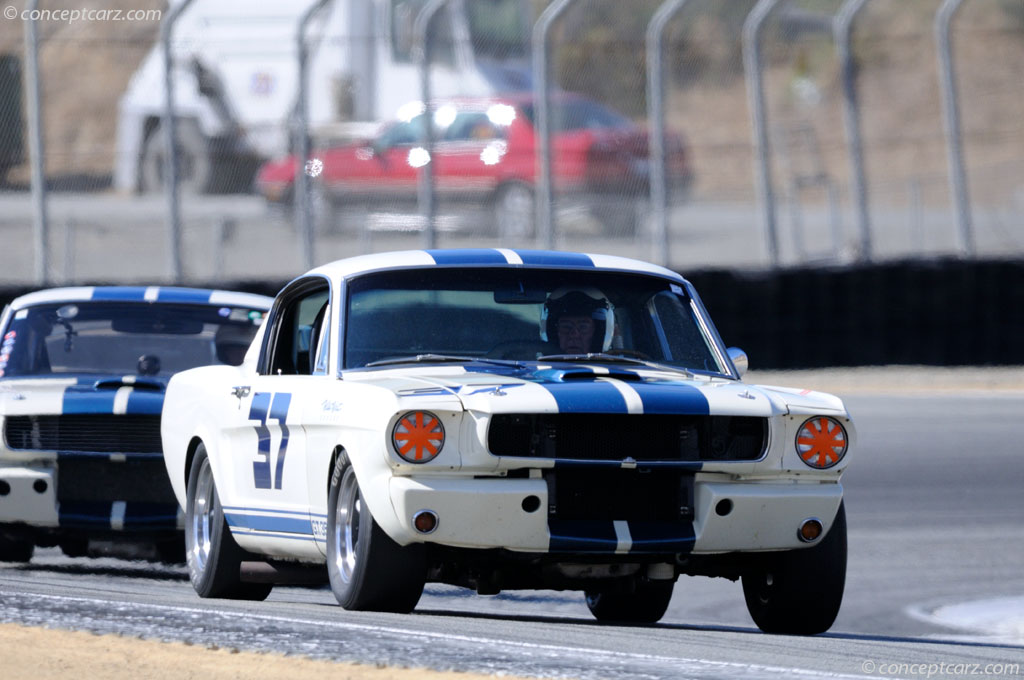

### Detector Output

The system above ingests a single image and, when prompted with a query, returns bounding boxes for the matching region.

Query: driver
[540,287,615,354]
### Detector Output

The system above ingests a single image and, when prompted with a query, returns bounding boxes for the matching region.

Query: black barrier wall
[2,259,1022,369]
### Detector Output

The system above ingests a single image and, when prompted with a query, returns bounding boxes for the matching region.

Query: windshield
[343,268,725,374]
[0,301,265,379]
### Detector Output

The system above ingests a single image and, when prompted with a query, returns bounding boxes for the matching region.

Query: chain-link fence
[0,0,1021,284]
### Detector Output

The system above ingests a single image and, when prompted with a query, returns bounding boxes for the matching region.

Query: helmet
[540,286,614,352]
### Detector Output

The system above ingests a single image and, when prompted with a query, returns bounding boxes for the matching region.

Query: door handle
[231,385,251,399]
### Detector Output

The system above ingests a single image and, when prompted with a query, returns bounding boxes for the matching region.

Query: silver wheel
[187,455,215,575]
[333,466,361,583]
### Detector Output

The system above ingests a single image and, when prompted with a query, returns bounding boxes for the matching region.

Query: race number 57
[248,392,291,489]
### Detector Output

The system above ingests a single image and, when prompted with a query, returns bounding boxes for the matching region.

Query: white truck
[113,0,531,194]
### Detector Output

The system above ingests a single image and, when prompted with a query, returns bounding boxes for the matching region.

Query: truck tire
[741,502,847,635]
[493,181,535,240]
[140,118,213,194]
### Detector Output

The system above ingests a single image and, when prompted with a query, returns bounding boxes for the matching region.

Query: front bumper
[0,460,183,533]
[387,474,842,555]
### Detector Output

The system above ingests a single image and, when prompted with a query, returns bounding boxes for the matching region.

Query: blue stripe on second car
[629,381,710,415]
[426,249,508,266]
[62,389,116,414]
[155,288,215,304]
[513,250,595,268]
[125,390,164,415]
[90,287,149,301]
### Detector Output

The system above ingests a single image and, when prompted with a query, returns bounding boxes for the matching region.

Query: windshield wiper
[536,353,695,377]
[365,354,522,369]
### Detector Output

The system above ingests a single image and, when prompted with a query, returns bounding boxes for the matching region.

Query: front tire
[140,118,214,194]
[185,444,272,600]
[585,579,674,624]
[326,451,425,612]
[0,534,34,562]
[741,502,847,635]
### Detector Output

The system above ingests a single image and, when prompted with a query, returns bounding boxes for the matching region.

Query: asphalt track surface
[2,390,1024,679]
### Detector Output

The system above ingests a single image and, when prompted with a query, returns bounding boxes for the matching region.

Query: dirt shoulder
[0,623,527,680]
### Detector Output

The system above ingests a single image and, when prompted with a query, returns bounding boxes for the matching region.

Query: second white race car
[161,249,855,634]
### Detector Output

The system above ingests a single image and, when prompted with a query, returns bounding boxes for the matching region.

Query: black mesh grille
[488,414,767,462]
[4,415,163,454]
[57,457,175,504]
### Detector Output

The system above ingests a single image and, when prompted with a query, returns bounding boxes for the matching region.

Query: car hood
[353,362,847,418]
[0,375,166,417]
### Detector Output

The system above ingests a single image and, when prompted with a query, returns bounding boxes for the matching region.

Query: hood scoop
[533,367,643,383]
[92,377,165,391]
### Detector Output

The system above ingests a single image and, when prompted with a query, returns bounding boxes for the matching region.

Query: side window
[312,305,330,375]
[265,284,329,376]
[647,292,718,371]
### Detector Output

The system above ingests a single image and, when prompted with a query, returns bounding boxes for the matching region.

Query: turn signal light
[798,518,823,543]
[392,411,445,463]
[796,416,848,469]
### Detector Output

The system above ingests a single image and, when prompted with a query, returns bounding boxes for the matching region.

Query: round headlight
[392,411,445,463]
[796,416,848,469]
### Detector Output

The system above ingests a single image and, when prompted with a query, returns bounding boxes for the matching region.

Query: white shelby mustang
[161,249,855,634]
[0,286,272,563]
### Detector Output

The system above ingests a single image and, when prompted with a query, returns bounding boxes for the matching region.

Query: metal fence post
[742,0,782,267]
[24,0,49,285]
[646,0,692,268]
[936,0,974,257]
[161,0,194,284]
[296,0,333,272]
[416,0,448,251]
[834,0,872,262]
[533,0,577,250]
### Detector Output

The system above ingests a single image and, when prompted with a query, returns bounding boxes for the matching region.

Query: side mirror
[727,347,748,378]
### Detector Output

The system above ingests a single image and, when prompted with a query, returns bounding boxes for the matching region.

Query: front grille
[57,457,175,504]
[547,468,694,522]
[488,414,767,462]
[4,415,163,454]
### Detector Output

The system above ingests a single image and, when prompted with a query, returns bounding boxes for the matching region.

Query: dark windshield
[343,268,724,374]
[0,302,265,379]
[519,98,634,132]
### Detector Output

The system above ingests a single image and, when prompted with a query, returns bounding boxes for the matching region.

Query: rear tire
[741,502,847,635]
[185,444,272,600]
[585,579,674,624]
[326,451,425,612]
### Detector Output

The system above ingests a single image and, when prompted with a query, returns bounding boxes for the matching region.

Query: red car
[256,93,693,237]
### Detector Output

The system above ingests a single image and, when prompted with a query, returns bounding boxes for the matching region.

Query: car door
[221,277,330,559]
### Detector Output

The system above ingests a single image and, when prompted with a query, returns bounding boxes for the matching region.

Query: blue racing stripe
[62,389,116,414]
[513,250,594,268]
[427,249,508,266]
[548,519,618,552]
[90,287,149,301]
[58,501,113,529]
[627,521,696,554]
[629,381,710,415]
[156,288,215,304]
[225,512,313,536]
[122,503,180,530]
[125,390,164,415]
[540,381,628,413]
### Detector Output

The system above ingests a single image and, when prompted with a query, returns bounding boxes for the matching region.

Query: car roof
[306,249,687,284]
[8,286,274,311]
